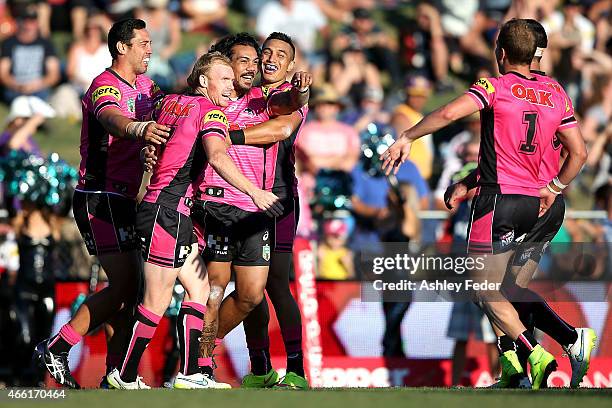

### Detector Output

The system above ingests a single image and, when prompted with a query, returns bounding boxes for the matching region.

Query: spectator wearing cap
[332,7,401,86]
[317,218,354,280]
[329,41,381,107]
[0,5,60,103]
[295,84,360,238]
[390,75,434,180]
[342,86,389,134]
[0,95,55,157]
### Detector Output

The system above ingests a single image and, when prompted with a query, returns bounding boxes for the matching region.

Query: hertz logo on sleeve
[92,86,121,103]
[474,78,495,94]
[204,110,229,126]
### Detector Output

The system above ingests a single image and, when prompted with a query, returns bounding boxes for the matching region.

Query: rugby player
[178,33,310,389]
[34,18,169,389]
[381,19,587,389]
[445,19,596,389]
[240,32,309,389]
[105,51,287,389]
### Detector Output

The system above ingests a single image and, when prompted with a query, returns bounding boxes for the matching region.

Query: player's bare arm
[204,135,284,216]
[228,110,303,145]
[98,107,171,145]
[381,93,480,175]
[540,126,587,215]
[266,71,313,116]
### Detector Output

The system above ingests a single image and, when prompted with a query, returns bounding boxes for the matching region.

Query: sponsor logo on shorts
[119,226,137,243]
[204,110,229,126]
[262,243,270,261]
[178,245,191,259]
[207,234,229,255]
[500,230,515,247]
[92,86,121,103]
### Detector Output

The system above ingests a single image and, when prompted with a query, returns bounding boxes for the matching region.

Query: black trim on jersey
[156,141,199,207]
[83,112,109,191]
[530,69,546,76]
[94,100,120,117]
[106,68,136,89]
[468,89,489,108]
[272,116,305,197]
[561,116,576,125]
[198,128,226,138]
[477,108,500,194]
[507,71,537,81]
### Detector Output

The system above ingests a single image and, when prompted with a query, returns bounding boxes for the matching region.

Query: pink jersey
[197,86,276,212]
[143,94,229,215]
[78,69,163,199]
[466,71,576,197]
[263,81,309,199]
[530,70,578,186]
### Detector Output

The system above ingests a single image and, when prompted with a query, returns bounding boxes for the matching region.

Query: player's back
[530,71,578,186]
[144,94,217,215]
[467,72,573,196]
[79,69,162,199]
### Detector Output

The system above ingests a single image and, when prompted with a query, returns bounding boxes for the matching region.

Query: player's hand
[380,138,412,176]
[140,145,157,172]
[444,182,468,210]
[291,71,313,92]
[249,189,284,217]
[143,122,171,145]
[538,187,556,217]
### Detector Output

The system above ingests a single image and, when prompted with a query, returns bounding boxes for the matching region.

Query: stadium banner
[49,280,612,388]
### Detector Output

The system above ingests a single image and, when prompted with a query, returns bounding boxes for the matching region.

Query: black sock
[287,351,304,377]
[524,289,578,347]
[177,302,205,376]
[515,330,539,357]
[497,335,516,355]
[48,335,72,354]
[248,347,271,376]
[201,365,214,376]
[119,305,161,382]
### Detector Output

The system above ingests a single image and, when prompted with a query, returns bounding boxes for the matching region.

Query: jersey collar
[106,68,137,89]
[507,71,537,81]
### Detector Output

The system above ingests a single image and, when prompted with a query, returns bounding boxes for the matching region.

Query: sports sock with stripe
[48,324,82,354]
[119,304,161,382]
[177,302,206,376]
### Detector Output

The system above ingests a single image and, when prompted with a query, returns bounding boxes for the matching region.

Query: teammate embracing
[240,32,309,389]
[382,19,587,389]
[189,33,310,388]
[35,18,168,389]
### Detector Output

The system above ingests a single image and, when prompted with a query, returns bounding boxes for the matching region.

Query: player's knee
[237,290,264,312]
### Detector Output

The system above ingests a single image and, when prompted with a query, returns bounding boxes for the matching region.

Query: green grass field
[2,388,612,408]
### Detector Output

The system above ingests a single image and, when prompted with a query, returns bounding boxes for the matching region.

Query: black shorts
[272,196,300,252]
[73,190,139,256]
[467,194,540,254]
[135,201,196,268]
[513,194,565,266]
[191,201,273,266]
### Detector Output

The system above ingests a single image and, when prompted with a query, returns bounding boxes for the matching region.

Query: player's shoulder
[89,69,119,90]
[471,76,498,94]
[199,99,228,126]
[86,70,122,104]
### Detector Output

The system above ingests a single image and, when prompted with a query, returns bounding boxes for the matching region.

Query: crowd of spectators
[0,0,611,386]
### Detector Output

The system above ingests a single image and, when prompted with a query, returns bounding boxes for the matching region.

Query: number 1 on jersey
[519,112,538,154]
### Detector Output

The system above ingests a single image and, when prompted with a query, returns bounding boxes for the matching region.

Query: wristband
[229,129,245,145]
[547,183,562,195]
[552,176,568,190]
[126,121,154,140]
[534,47,545,57]
[298,87,310,94]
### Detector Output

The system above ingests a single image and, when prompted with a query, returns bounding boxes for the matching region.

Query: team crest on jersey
[204,110,229,125]
[243,107,256,117]
[474,78,495,94]
[127,98,135,113]
[92,86,121,103]
[262,244,270,261]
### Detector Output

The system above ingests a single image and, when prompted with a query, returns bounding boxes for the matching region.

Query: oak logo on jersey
[163,100,196,117]
[511,84,554,108]
[92,86,121,103]
[474,78,495,94]
[204,110,229,126]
